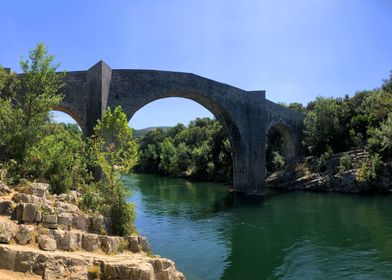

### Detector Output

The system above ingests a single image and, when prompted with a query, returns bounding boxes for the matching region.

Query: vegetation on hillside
[0,44,138,237]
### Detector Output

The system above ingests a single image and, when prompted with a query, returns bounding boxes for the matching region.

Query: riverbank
[0,181,185,279]
[267,148,392,193]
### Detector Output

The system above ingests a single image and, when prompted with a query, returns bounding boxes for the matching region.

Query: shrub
[25,125,89,194]
[356,154,381,183]
[90,106,138,236]
[338,152,352,174]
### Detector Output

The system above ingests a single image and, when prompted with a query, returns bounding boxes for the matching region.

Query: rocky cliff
[0,181,185,280]
[267,149,392,193]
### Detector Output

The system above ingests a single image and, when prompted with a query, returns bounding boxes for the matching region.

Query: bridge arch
[266,121,297,165]
[52,103,87,136]
[123,93,247,190]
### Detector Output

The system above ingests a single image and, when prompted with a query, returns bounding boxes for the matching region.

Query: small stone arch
[266,121,297,163]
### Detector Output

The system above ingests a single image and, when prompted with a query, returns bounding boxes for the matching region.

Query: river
[124,173,392,280]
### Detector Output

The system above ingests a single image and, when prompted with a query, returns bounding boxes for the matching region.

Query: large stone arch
[107,70,250,192]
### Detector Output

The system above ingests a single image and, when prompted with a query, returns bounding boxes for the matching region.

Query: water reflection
[125,173,392,280]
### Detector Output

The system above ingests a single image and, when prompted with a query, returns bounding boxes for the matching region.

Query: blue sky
[2,0,392,129]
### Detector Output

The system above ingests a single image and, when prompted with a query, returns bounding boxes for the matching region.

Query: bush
[338,152,352,174]
[356,154,381,183]
[90,106,138,236]
[25,125,89,194]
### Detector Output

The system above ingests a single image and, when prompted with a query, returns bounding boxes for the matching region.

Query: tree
[18,43,65,164]
[91,106,138,236]
[0,43,65,175]
[303,97,340,155]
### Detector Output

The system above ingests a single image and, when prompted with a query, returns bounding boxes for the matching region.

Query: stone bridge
[56,61,303,195]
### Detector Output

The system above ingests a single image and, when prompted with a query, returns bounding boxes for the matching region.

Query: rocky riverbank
[267,148,392,193]
[0,181,185,279]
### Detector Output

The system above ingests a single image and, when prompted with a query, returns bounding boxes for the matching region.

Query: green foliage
[25,124,89,194]
[0,43,65,178]
[338,152,352,174]
[0,66,19,100]
[90,106,138,236]
[137,118,233,182]
[356,154,381,183]
[317,146,333,172]
[379,113,392,159]
[266,128,286,173]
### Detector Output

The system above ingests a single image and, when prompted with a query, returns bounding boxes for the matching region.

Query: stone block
[16,225,34,245]
[73,214,89,231]
[99,236,122,254]
[38,235,56,251]
[0,221,14,243]
[82,233,101,252]
[51,230,82,251]
[0,200,13,215]
[22,203,38,223]
[57,212,73,226]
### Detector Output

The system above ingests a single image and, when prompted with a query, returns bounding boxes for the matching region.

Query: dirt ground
[0,269,41,280]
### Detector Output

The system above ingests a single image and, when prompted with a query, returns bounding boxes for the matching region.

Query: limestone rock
[72,214,89,231]
[0,222,14,243]
[128,236,140,252]
[35,210,42,222]
[12,193,41,204]
[0,200,13,215]
[82,233,101,252]
[57,212,73,226]
[50,230,82,251]
[138,236,152,253]
[26,183,49,198]
[90,214,108,234]
[0,244,185,280]
[22,203,38,223]
[42,214,58,229]
[13,203,24,221]
[15,225,34,245]
[38,235,57,251]
[0,181,11,195]
[56,201,80,214]
[100,236,122,254]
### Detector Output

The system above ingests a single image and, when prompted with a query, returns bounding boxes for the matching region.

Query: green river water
[124,173,392,280]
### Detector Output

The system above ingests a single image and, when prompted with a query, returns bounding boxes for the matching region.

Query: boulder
[138,236,152,253]
[0,200,13,215]
[15,225,35,245]
[14,203,24,221]
[0,222,14,243]
[0,181,11,195]
[38,235,57,251]
[128,236,140,253]
[90,214,108,234]
[12,193,41,204]
[73,214,89,231]
[100,236,122,254]
[27,183,49,198]
[22,203,38,223]
[57,212,73,227]
[56,201,80,214]
[50,230,82,251]
[35,210,42,222]
[82,233,101,252]
[42,214,58,229]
